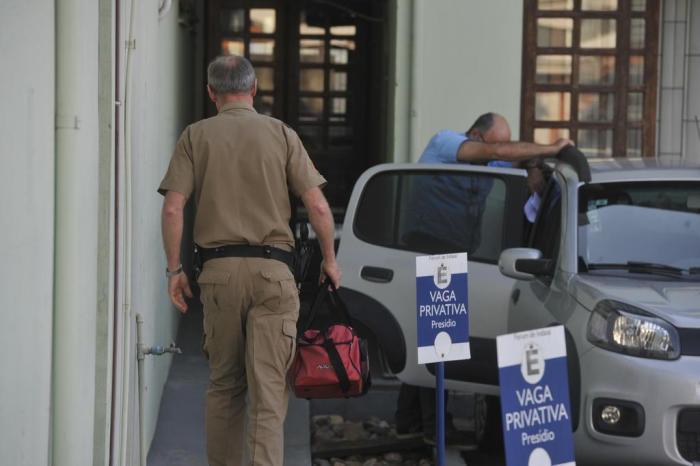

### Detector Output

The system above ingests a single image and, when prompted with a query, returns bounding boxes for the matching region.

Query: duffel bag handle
[326,280,353,326]
[298,281,330,333]
[299,279,353,333]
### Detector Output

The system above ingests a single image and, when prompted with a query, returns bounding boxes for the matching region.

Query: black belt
[197,244,296,269]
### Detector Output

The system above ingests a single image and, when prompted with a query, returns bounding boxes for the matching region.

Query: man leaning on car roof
[395,112,573,446]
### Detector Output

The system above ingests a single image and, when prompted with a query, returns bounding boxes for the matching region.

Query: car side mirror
[498,248,552,280]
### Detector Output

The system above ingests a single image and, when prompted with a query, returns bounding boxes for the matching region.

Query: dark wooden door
[206,0,385,210]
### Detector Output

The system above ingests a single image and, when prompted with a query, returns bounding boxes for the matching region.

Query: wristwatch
[166,264,183,278]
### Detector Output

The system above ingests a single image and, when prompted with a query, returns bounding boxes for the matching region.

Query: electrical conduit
[119,0,136,464]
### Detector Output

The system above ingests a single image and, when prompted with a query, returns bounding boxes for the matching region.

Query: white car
[336,148,700,465]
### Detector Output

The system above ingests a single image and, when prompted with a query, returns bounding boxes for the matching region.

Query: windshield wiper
[587,261,685,278]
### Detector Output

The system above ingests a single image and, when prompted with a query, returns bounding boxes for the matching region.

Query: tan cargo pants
[197,257,299,466]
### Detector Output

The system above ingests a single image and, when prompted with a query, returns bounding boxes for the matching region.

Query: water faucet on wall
[135,313,181,466]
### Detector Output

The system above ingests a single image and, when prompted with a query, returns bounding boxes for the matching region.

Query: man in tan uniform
[159,54,341,466]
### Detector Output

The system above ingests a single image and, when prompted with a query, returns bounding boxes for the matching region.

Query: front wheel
[473,394,503,453]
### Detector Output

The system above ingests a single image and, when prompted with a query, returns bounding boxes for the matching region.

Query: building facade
[1,1,698,465]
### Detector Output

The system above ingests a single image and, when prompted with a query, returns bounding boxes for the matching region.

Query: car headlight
[587,300,680,360]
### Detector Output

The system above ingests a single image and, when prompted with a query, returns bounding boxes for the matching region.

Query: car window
[354,171,516,263]
[578,181,700,270]
[529,178,562,262]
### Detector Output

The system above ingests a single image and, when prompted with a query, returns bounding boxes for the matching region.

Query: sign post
[416,253,470,466]
[496,326,575,466]
[436,361,445,465]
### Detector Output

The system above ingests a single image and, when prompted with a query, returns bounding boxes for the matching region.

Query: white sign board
[497,326,575,466]
[415,253,470,364]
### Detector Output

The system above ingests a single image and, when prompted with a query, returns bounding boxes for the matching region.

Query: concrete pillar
[53,0,100,464]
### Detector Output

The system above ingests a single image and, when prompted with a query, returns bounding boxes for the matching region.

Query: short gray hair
[207,55,256,94]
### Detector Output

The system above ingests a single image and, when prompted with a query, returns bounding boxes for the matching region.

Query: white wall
[688,1,700,161]
[656,0,700,163]
[391,0,524,162]
[130,1,195,449]
[111,1,196,463]
[0,2,55,466]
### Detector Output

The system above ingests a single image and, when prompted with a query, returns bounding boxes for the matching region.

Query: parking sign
[497,326,575,466]
[415,253,470,364]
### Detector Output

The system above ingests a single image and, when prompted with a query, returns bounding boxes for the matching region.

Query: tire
[473,394,503,453]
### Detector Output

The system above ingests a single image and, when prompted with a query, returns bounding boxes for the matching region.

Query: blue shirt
[418,130,513,168]
[406,130,511,254]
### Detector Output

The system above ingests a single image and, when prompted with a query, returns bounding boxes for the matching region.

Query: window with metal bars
[520,0,660,158]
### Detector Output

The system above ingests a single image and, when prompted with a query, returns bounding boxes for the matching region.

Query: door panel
[211,2,284,117]
[338,164,528,392]
[206,0,383,209]
[509,174,567,334]
[293,7,368,208]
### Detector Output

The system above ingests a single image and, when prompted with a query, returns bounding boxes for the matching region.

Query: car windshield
[578,180,700,276]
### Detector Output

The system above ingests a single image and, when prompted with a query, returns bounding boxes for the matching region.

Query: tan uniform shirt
[158,101,326,249]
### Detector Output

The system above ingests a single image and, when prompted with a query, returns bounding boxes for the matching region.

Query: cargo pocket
[197,269,231,308]
[197,269,231,358]
[258,267,297,311]
[283,319,298,372]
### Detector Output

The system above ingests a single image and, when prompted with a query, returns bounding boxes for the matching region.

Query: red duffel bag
[288,281,371,399]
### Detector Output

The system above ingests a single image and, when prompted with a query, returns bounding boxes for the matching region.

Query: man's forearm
[493,141,559,161]
[458,139,568,163]
[301,187,336,263]
[162,205,184,271]
[308,204,335,263]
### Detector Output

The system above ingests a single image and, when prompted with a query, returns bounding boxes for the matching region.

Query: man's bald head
[467,112,512,143]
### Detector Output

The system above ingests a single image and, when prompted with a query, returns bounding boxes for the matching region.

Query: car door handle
[361,266,394,283]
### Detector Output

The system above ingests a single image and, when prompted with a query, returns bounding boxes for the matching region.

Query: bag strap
[320,281,354,394]
[302,279,357,394]
[322,337,351,393]
[299,279,353,333]
[298,282,331,333]
[326,281,353,325]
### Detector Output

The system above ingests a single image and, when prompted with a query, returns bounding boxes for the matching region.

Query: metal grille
[677,409,700,462]
[679,328,700,356]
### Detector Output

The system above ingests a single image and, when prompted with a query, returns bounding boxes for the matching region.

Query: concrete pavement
[147,305,499,465]
[148,305,312,466]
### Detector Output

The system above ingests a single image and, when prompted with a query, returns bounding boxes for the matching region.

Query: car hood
[571,274,700,328]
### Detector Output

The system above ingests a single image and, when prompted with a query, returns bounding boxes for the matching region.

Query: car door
[504,171,584,429]
[337,163,528,393]
[507,171,580,334]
